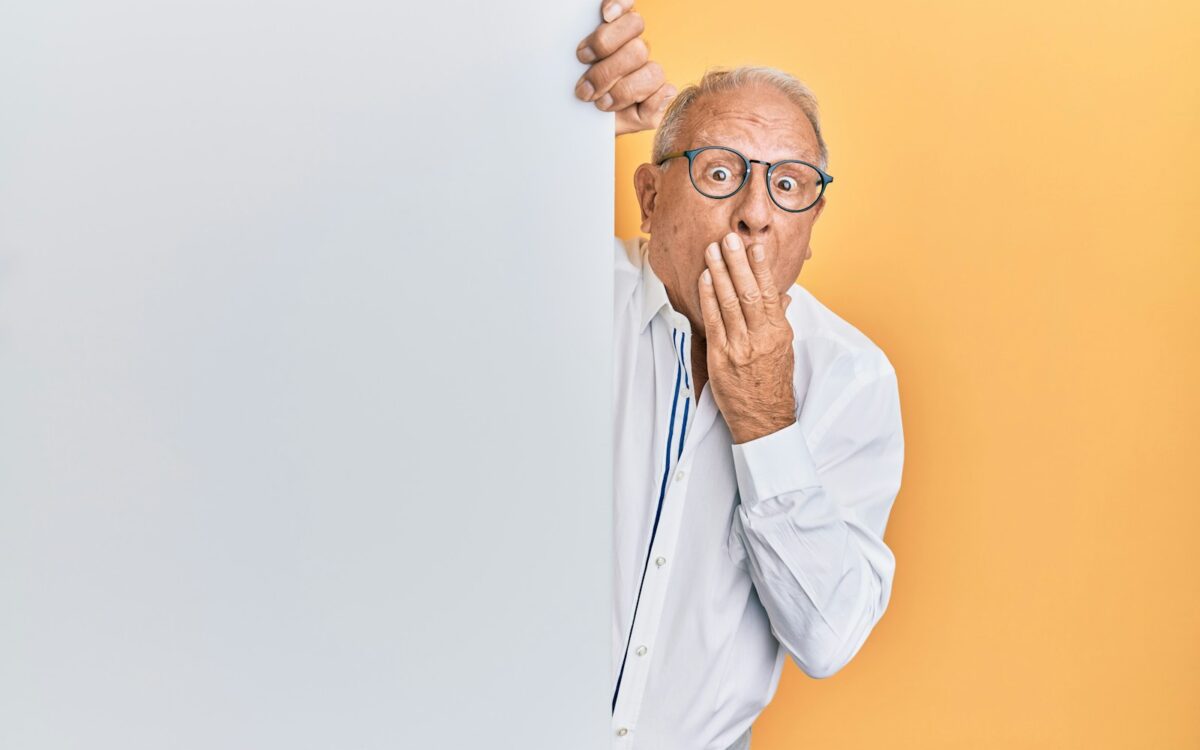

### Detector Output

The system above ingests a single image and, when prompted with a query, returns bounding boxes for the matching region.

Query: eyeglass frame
[656,145,834,213]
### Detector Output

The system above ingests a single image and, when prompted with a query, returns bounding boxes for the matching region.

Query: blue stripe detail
[678,330,691,388]
[677,331,691,460]
[613,327,685,713]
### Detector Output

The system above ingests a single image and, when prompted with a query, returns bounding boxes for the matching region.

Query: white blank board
[0,1,613,747]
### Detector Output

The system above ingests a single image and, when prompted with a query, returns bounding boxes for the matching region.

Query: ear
[811,194,827,223]
[633,163,661,234]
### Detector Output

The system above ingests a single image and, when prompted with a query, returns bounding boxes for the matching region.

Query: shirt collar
[636,236,691,335]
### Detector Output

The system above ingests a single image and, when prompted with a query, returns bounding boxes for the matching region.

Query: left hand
[697,232,798,444]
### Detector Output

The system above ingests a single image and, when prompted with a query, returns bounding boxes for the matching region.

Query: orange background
[615,1,1200,746]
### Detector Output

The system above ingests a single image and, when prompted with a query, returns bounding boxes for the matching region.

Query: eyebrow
[692,142,819,163]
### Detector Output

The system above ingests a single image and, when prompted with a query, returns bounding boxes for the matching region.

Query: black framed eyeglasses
[656,145,834,213]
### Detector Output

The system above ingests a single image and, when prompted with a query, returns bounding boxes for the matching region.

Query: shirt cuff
[730,420,821,510]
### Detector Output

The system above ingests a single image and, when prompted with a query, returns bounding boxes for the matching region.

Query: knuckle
[607,79,629,104]
[628,11,645,33]
[594,26,617,57]
[740,288,761,305]
[630,37,649,63]
[631,64,658,93]
[587,65,612,92]
[613,75,641,101]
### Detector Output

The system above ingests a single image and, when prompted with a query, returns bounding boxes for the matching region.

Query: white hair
[651,65,829,171]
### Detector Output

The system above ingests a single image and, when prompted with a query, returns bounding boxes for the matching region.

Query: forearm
[727,383,903,680]
[732,475,895,679]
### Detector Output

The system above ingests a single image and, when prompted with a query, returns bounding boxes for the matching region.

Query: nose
[730,161,773,242]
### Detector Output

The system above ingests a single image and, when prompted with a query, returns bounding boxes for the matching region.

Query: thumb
[781,293,792,312]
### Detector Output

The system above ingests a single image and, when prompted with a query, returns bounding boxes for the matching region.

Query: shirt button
[655,556,666,567]
[681,387,691,398]
[616,727,629,737]
[635,645,648,656]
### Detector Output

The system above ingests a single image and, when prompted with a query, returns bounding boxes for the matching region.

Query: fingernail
[576,79,594,100]
[578,45,596,63]
[706,243,721,260]
[727,234,742,250]
[602,2,624,22]
[702,269,712,284]
[597,93,613,109]
[752,245,764,261]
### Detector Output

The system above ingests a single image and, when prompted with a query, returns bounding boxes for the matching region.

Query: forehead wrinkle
[687,107,819,164]
[691,125,817,164]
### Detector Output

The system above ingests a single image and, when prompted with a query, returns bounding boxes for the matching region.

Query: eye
[708,166,731,182]
[775,176,796,193]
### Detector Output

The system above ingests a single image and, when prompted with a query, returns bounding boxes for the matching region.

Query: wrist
[730,412,797,445]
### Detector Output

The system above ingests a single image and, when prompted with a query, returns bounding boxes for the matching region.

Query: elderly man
[575,4,904,749]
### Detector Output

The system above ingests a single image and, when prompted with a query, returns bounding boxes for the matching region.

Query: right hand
[574,1,677,137]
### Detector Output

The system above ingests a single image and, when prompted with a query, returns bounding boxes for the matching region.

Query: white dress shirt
[610,235,904,750]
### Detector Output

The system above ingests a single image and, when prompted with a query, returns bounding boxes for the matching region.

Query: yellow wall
[615,1,1200,746]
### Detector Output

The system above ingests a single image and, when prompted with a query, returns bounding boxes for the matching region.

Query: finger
[745,242,785,321]
[576,35,649,106]
[697,268,728,351]
[782,293,793,312]
[576,9,644,65]
[718,233,768,332]
[601,0,633,23]
[615,79,676,136]
[601,60,664,113]
[704,240,749,342]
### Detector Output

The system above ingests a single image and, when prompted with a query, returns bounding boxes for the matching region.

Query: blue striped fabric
[613,328,691,712]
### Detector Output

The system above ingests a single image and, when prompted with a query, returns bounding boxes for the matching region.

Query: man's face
[634,84,826,341]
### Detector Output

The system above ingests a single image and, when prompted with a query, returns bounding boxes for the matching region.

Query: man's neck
[689,337,709,401]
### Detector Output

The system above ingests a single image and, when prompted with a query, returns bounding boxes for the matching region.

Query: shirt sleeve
[728,366,904,679]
